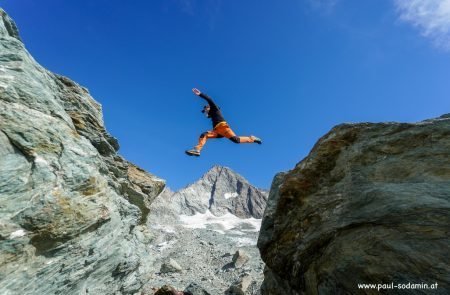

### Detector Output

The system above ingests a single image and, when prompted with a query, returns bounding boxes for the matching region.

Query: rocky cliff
[0,9,165,294]
[152,166,268,219]
[257,115,450,294]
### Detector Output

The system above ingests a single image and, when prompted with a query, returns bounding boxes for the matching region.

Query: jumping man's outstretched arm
[192,88,218,110]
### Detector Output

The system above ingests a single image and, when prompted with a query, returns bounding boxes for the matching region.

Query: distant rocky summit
[152,166,268,219]
[0,8,164,294]
[258,116,450,294]
[145,167,268,294]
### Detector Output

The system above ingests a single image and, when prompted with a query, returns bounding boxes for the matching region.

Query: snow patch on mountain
[179,210,262,233]
[224,192,239,199]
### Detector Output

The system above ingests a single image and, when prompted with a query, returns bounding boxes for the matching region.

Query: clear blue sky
[2,0,449,190]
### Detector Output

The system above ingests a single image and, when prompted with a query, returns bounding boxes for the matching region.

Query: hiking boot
[251,136,262,144]
[185,149,200,156]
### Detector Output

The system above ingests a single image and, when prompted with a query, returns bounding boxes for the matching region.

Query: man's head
[201,105,210,118]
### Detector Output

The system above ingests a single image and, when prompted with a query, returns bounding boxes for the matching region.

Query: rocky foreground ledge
[258,115,450,294]
[0,8,164,294]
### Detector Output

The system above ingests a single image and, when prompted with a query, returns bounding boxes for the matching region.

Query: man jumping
[185,88,262,157]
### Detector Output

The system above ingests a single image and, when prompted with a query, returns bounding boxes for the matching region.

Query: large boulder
[0,8,164,294]
[258,115,450,294]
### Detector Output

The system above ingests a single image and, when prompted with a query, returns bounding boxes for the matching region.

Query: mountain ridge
[151,165,268,219]
[170,165,268,192]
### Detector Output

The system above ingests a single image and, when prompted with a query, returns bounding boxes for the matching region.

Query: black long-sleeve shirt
[200,93,226,128]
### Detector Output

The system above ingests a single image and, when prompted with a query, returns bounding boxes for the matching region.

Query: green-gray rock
[0,8,164,294]
[258,116,450,294]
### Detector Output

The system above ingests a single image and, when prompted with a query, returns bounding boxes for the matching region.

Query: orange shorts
[195,121,254,151]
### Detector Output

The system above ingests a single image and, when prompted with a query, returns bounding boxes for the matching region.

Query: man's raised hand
[192,88,201,96]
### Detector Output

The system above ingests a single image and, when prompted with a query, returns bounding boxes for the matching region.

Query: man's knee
[229,136,240,143]
[200,132,208,138]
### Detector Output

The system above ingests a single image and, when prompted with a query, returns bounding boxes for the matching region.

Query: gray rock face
[153,166,268,218]
[0,9,20,41]
[0,8,164,294]
[258,116,450,294]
